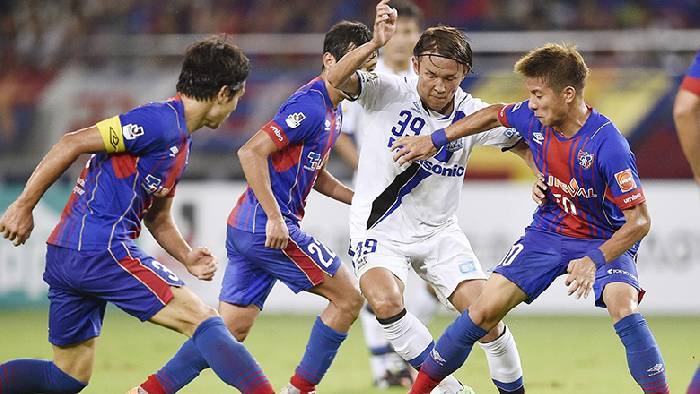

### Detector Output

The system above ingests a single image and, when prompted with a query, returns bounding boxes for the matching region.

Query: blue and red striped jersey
[228,77,342,233]
[498,101,645,248]
[48,96,191,251]
[680,50,700,96]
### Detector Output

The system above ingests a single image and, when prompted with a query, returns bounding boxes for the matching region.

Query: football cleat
[430,381,476,394]
[278,384,316,394]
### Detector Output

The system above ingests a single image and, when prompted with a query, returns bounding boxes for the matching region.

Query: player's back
[228,77,342,233]
[48,97,191,251]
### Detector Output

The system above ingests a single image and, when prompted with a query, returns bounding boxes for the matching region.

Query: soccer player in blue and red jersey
[0,37,275,394]
[136,3,398,394]
[674,49,700,187]
[394,43,670,394]
[673,49,700,394]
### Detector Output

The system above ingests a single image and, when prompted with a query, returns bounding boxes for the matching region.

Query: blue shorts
[44,243,184,346]
[220,225,341,309]
[492,229,644,308]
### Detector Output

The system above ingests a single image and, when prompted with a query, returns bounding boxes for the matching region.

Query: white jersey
[349,70,521,243]
[341,58,417,148]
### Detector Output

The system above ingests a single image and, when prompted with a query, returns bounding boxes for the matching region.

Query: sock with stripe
[411,310,487,394]
[290,316,348,392]
[0,359,87,393]
[614,313,669,394]
[478,326,525,393]
[192,316,274,394]
[139,339,208,394]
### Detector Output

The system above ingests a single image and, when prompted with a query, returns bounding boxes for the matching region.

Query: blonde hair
[514,43,590,95]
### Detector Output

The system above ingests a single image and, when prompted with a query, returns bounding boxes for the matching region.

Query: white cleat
[430,380,476,394]
[278,384,316,394]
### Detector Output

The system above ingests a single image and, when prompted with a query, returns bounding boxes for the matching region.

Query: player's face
[524,77,568,128]
[382,17,421,64]
[413,55,468,113]
[207,83,246,129]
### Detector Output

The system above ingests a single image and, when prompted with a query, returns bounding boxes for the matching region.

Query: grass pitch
[0,310,697,393]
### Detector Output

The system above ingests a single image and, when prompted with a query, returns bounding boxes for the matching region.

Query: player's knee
[226,319,254,342]
[366,291,404,319]
[336,289,364,320]
[607,302,638,323]
[468,303,498,329]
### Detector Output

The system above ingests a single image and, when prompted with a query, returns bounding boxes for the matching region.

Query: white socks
[478,326,524,387]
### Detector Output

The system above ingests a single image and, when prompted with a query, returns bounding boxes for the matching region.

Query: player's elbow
[56,132,85,160]
[673,94,700,124]
[237,144,254,163]
[632,214,651,239]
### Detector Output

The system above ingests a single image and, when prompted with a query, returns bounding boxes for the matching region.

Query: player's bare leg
[281,264,363,394]
[603,282,670,393]
[219,303,262,341]
[360,267,470,394]
[52,338,98,384]
[448,279,525,393]
[411,274,526,394]
[136,286,273,394]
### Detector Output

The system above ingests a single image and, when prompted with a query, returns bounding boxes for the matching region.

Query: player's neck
[556,100,590,138]
[180,95,208,133]
[321,76,345,109]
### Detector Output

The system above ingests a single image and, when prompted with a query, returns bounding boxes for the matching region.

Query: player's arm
[237,130,289,249]
[143,197,216,281]
[326,0,396,97]
[598,203,651,264]
[334,133,359,169]
[0,127,105,246]
[673,88,700,185]
[393,104,505,164]
[313,167,354,205]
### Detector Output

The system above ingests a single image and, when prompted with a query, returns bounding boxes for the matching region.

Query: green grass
[0,310,697,393]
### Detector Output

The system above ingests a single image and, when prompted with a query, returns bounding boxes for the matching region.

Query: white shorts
[350,223,487,309]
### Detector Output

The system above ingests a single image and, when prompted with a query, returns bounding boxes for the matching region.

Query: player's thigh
[219,301,261,342]
[416,226,487,310]
[52,337,97,384]
[149,286,217,337]
[44,245,108,348]
[309,263,363,310]
[592,249,644,317]
[468,273,528,330]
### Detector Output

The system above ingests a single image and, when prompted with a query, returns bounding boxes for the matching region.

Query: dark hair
[323,21,372,63]
[514,43,590,94]
[413,26,472,70]
[176,36,251,101]
[392,0,423,26]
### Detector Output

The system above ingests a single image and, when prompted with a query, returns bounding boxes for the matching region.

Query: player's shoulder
[120,99,184,142]
[282,80,327,118]
[590,110,630,149]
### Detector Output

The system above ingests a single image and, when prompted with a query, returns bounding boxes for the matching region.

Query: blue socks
[191,316,272,393]
[291,316,348,389]
[688,364,700,394]
[149,339,208,393]
[614,313,669,393]
[0,359,86,393]
[422,311,487,381]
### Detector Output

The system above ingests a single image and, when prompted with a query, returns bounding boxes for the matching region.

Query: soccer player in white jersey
[336,1,441,388]
[327,22,529,394]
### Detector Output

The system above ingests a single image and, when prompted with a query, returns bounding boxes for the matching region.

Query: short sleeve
[680,50,700,96]
[340,100,362,136]
[95,106,169,155]
[356,70,406,111]
[497,101,534,141]
[468,97,521,149]
[598,131,646,210]
[261,94,324,149]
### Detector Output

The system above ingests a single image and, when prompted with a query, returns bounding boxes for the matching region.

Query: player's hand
[0,201,35,247]
[184,247,217,281]
[532,173,547,205]
[565,257,596,299]
[265,217,289,249]
[392,135,437,164]
[371,0,398,48]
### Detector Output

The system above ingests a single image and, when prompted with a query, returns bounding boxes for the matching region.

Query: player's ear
[562,86,576,103]
[322,52,337,70]
[216,85,230,103]
[411,56,419,74]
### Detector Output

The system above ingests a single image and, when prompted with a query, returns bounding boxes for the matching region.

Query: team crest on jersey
[122,123,144,140]
[446,138,464,152]
[577,149,594,169]
[285,112,306,129]
[614,169,637,193]
[532,132,544,145]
